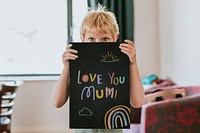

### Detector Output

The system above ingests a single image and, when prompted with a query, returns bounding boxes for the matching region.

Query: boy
[52,4,145,133]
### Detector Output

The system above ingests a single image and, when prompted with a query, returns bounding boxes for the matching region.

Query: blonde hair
[80,4,119,40]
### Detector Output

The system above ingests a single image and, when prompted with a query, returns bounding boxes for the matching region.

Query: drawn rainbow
[104,105,130,129]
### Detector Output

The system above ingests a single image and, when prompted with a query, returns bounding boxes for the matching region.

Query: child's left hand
[119,40,137,65]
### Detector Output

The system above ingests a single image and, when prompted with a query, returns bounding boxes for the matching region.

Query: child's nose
[95,40,101,42]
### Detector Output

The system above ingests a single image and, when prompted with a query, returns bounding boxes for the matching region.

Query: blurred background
[0,0,200,132]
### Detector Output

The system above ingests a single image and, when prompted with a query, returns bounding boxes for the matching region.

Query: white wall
[12,81,74,133]
[134,0,160,78]
[159,0,200,85]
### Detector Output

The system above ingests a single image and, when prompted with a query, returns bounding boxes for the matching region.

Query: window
[72,0,88,42]
[0,0,67,76]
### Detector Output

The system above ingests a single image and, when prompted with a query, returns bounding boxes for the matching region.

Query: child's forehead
[87,27,112,34]
[85,30,111,36]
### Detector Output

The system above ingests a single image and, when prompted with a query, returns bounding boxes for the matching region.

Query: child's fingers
[62,49,78,62]
[120,49,133,62]
[119,43,132,53]
[68,56,77,60]
[66,44,78,54]
[124,39,135,46]
[63,52,78,59]
[62,44,79,65]
[62,53,78,62]
[66,44,73,49]
[120,40,136,64]
[68,48,78,54]
[120,40,135,48]
[69,53,78,59]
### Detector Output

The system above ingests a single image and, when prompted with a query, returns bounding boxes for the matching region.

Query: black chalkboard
[70,42,130,129]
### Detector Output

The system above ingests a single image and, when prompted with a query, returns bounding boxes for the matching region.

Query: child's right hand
[62,44,78,66]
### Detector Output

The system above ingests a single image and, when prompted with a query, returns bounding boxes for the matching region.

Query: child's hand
[62,44,78,66]
[119,40,136,65]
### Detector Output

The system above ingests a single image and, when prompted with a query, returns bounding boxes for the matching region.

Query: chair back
[0,80,23,133]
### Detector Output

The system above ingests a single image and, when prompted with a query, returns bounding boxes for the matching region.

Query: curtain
[67,0,73,43]
[87,0,134,42]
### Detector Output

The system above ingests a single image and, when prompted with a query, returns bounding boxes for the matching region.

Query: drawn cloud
[79,107,93,116]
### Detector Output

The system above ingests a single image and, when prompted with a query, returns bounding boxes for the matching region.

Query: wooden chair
[0,81,23,133]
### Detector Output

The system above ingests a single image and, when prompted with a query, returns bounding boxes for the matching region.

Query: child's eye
[88,38,95,42]
[102,38,110,42]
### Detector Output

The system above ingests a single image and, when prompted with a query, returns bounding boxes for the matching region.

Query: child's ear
[115,34,119,42]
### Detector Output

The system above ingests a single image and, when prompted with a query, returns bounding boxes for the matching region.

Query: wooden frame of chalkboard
[69,42,130,129]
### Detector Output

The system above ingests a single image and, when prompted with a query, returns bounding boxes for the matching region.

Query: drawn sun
[100,51,119,62]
